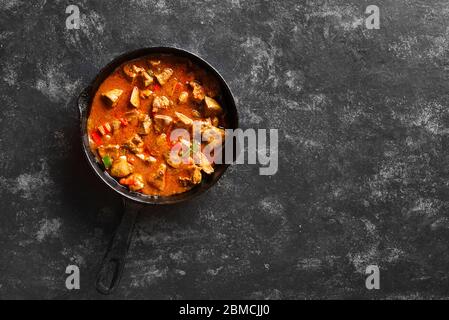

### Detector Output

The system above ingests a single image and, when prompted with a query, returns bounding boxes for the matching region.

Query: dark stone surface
[1,0,449,299]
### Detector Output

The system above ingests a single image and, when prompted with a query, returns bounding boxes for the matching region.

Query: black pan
[77,47,238,294]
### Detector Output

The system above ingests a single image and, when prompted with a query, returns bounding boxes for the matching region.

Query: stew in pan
[87,55,226,196]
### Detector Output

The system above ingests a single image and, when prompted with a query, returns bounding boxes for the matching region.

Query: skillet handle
[96,199,142,295]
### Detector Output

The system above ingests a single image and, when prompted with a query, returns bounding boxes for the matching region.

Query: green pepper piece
[102,155,112,169]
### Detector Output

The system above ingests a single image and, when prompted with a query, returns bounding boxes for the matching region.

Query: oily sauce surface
[87,55,226,196]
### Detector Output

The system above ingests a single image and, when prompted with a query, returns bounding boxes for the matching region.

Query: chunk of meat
[124,64,150,84]
[97,144,120,159]
[123,64,137,80]
[153,133,169,156]
[191,166,202,184]
[140,71,154,87]
[164,139,192,168]
[192,109,202,118]
[178,91,189,104]
[204,96,223,116]
[132,65,146,74]
[153,115,173,133]
[147,163,166,191]
[120,173,145,191]
[164,152,181,169]
[201,118,225,145]
[194,152,214,174]
[152,96,170,112]
[135,153,157,164]
[174,111,193,128]
[124,134,144,154]
[124,110,140,126]
[179,138,192,150]
[199,118,212,130]
[110,156,134,178]
[101,89,123,108]
[137,114,152,135]
[155,68,173,86]
[179,166,202,186]
[156,133,167,147]
[202,125,225,146]
[130,86,140,108]
[189,81,205,102]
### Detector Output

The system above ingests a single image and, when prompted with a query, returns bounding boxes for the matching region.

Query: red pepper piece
[91,131,102,145]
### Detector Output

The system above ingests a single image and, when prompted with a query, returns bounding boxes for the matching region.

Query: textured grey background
[1,0,449,299]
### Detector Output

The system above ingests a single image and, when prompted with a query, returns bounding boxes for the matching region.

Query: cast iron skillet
[78,47,238,295]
